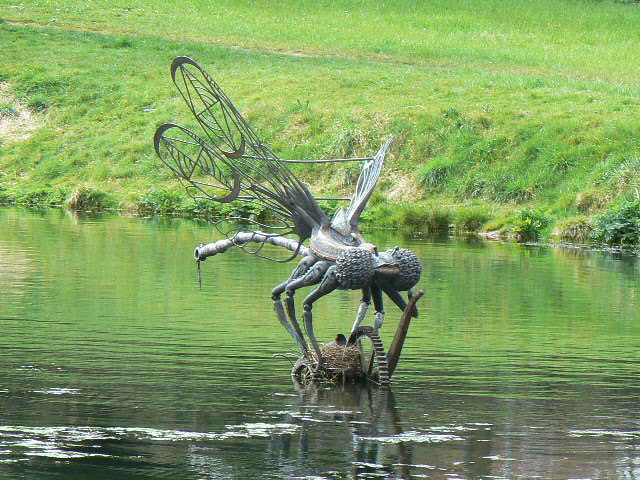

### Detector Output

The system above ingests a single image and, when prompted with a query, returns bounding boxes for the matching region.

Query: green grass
[0,102,18,118]
[1,0,640,244]
[552,215,594,242]
[4,0,640,83]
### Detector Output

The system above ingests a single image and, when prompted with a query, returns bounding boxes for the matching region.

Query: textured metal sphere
[335,248,374,290]
[386,247,422,291]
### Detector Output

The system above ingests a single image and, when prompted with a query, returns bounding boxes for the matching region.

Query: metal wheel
[348,326,390,385]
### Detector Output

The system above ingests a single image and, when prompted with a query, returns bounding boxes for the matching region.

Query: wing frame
[165,56,329,240]
[153,122,242,203]
[345,137,394,229]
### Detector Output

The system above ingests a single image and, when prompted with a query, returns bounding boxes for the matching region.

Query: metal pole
[386,290,424,378]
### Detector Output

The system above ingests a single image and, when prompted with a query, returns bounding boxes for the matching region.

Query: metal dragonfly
[153,56,422,371]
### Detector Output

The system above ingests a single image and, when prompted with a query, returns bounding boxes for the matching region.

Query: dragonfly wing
[342,137,394,231]
[170,56,256,159]
[154,123,241,203]
[165,56,328,240]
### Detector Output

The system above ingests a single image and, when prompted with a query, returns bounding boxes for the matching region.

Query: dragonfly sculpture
[154,56,422,374]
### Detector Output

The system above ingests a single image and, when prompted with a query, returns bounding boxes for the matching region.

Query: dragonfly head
[373,247,422,291]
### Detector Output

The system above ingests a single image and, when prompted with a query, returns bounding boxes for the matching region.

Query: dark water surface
[0,207,639,480]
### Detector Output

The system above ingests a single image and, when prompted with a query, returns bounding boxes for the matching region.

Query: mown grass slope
[1,0,640,242]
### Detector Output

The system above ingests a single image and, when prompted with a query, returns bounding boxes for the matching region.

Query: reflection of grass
[1,0,640,243]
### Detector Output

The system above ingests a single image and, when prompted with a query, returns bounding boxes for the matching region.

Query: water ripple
[569,429,640,439]
[357,430,463,444]
[32,388,80,395]
[0,423,301,460]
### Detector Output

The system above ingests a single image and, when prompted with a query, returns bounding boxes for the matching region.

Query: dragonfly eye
[381,247,422,291]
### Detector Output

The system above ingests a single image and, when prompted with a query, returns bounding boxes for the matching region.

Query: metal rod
[194,231,309,261]
[278,157,374,164]
[386,289,424,378]
[239,155,374,164]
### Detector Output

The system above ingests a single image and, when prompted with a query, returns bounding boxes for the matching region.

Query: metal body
[155,56,422,373]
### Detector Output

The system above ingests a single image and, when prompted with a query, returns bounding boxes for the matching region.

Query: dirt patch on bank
[0,82,42,143]
[385,170,423,202]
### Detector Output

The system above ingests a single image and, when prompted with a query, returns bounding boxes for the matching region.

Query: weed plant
[592,200,640,245]
[507,209,550,241]
[0,103,17,118]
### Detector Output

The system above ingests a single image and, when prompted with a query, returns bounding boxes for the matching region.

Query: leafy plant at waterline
[508,208,549,241]
[219,200,270,224]
[181,198,225,218]
[591,200,640,246]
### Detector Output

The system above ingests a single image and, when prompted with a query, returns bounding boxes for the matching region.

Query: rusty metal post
[387,289,424,378]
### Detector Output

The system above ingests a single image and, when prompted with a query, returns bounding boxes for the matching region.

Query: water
[0,206,639,480]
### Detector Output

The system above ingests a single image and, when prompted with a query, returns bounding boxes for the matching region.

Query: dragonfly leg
[272,255,317,355]
[273,297,309,357]
[381,284,419,318]
[372,284,385,332]
[302,265,339,368]
[351,286,372,333]
[282,261,331,362]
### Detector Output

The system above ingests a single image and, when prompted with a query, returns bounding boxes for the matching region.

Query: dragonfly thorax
[309,224,372,261]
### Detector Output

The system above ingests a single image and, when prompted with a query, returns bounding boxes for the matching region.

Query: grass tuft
[454,206,492,233]
[552,216,594,242]
[417,156,458,188]
[26,95,49,112]
[0,102,18,118]
[65,186,112,212]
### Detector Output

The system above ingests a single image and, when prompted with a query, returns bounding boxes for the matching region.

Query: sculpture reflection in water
[286,382,415,479]
[154,56,422,381]
[184,382,502,480]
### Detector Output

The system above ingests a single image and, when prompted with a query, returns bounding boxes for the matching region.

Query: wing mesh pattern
[345,137,393,228]
[154,56,328,243]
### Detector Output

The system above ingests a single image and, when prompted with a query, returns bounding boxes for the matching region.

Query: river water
[0,206,638,480]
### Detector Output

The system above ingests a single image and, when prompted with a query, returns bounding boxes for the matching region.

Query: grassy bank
[1,0,640,245]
